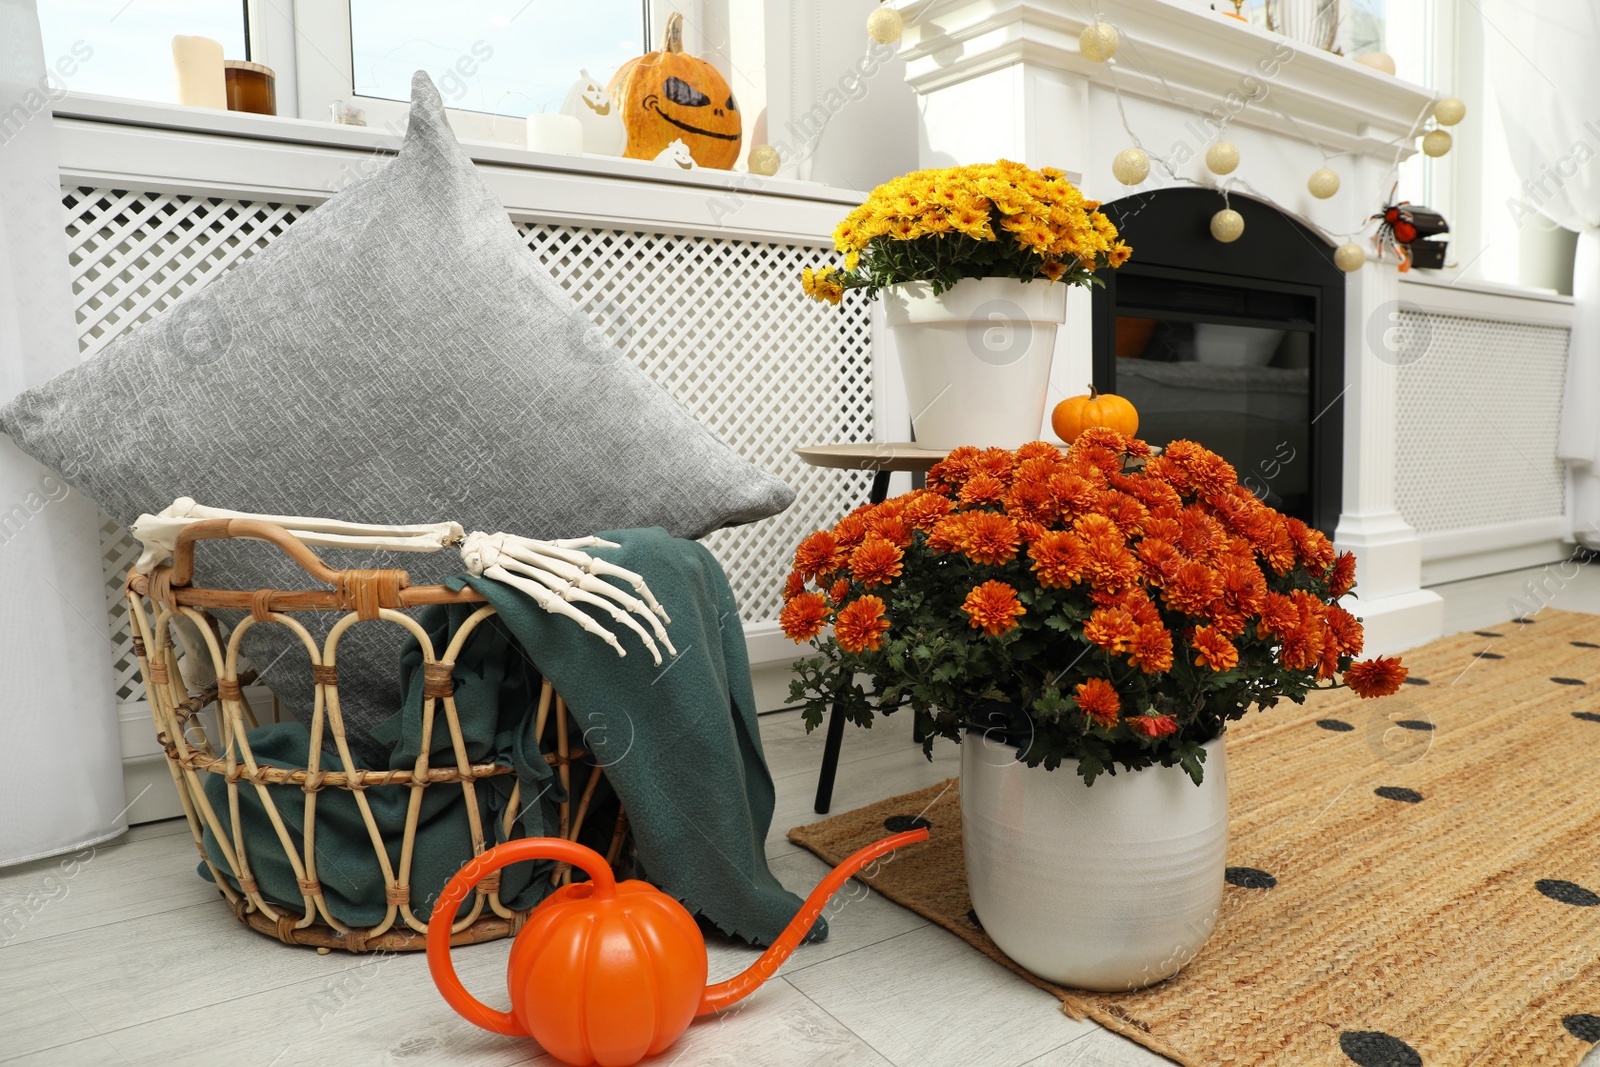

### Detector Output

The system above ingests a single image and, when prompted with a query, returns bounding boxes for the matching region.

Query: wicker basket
[125,517,626,953]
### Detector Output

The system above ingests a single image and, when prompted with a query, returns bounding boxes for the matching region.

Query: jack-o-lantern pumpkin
[609,12,742,169]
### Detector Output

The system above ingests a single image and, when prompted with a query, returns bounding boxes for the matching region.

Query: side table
[794,442,976,814]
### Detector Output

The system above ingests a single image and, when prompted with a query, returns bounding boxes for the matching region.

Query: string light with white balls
[867,2,904,44]
[1081,12,1469,273]
[855,8,1467,274]
[747,144,781,176]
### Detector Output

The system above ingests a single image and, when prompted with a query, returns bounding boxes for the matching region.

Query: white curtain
[1484,0,1600,543]
[0,0,126,864]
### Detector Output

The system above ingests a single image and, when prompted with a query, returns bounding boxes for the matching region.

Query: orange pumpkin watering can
[426,828,929,1067]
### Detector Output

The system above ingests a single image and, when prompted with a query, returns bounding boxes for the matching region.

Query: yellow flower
[814,266,844,305]
[886,217,919,241]
[802,266,845,305]
[844,250,860,271]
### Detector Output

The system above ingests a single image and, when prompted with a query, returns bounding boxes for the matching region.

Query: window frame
[284,0,681,146]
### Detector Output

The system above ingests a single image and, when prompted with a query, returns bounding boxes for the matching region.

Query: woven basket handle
[169,518,350,588]
[426,838,618,1037]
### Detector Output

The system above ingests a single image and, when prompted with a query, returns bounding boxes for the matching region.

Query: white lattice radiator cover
[61,186,874,703]
[1394,309,1568,535]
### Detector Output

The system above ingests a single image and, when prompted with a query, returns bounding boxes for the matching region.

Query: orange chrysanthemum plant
[781,430,1407,785]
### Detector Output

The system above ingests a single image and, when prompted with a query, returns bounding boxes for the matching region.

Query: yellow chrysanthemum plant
[801,160,1132,305]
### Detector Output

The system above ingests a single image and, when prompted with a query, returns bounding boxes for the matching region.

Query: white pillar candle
[526,113,584,155]
[172,35,226,109]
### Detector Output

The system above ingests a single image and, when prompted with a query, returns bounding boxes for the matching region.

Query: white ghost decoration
[559,69,626,156]
[653,138,697,170]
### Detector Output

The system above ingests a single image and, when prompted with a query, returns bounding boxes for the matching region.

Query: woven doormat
[789,610,1600,1067]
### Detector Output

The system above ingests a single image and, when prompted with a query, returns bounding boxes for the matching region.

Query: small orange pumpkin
[1052,384,1139,442]
[609,13,742,169]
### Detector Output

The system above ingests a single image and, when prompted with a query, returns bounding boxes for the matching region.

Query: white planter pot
[882,277,1066,450]
[960,734,1227,991]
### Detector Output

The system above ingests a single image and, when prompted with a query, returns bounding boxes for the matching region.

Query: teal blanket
[201,528,818,946]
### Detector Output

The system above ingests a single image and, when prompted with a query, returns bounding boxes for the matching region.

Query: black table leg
[869,469,891,505]
[813,467,896,814]
[813,696,849,814]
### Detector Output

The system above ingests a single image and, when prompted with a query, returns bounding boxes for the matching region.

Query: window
[1234,0,1434,84]
[38,0,248,104]
[347,0,649,119]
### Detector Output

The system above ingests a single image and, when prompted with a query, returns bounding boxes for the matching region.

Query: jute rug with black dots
[788,611,1600,1066]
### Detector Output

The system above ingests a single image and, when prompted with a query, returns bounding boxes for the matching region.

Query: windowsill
[50,91,868,206]
[1397,270,1574,305]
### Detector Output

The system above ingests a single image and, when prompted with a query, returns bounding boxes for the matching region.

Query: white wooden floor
[6,560,1600,1067]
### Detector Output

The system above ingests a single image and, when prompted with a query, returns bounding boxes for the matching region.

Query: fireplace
[1092,189,1345,534]
[889,0,1449,653]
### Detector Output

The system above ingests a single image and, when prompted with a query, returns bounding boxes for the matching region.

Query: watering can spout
[696,826,929,1015]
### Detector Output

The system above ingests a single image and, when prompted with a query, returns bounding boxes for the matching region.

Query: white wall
[0,0,126,863]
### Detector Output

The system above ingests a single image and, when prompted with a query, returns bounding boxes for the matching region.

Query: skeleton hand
[132,500,678,665]
[461,532,675,665]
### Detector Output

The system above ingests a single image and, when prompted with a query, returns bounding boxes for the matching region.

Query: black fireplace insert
[1091,189,1345,535]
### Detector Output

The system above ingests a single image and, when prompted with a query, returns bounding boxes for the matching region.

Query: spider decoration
[1369,201,1450,271]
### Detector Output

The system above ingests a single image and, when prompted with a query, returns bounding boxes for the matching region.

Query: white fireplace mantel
[891,0,1437,160]
[890,0,1446,654]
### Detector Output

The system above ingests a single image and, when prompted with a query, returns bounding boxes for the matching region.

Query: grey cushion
[0,72,792,761]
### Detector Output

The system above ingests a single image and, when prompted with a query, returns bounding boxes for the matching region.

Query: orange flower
[1260,521,1297,575]
[795,529,843,579]
[1113,470,1183,515]
[1066,435,1126,475]
[1016,519,1048,544]
[1003,477,1057,525]
[1128,623,1174,674]
[1084,607,1138,653]
[1070,426,1139,459]
[1163,561,1222,616]
[829,578,851,603]
[962,580,1027,635]
[832,512,869,550]
[1049,471,1101,518]
[1098,490,1149,536]
[850,537,904,589]
[1285,518,1336,571]
[1015,440,1062,462]
[1259,592,1299,638]
[902,491,954,531]
[1118,587,1163,627]
[971,447,1017,481]
[1217,560,1267,616]
[927,514,968,555]
[1028,530,1085,588]
[1136,538,1184,586]
[1324,602,1364,657]
[1129,714,1178,738]
[782,570,805,600]
[1344,656,1407,697]
[1327,551,1358,598]
[1074,678,1121,726]
[867,514,913,548]
[1274,590,1333,671]
[1080,530,1143,593]
[961,512,1023,566]
[1164,439,1238,500]
[1191,625,1239,671]
[958,473,1008,508]
[1177,507,1226,561]
[780,591,829,642]
[835,595,891,653]
[926,446,980,494]
[1142,454,1192,495]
